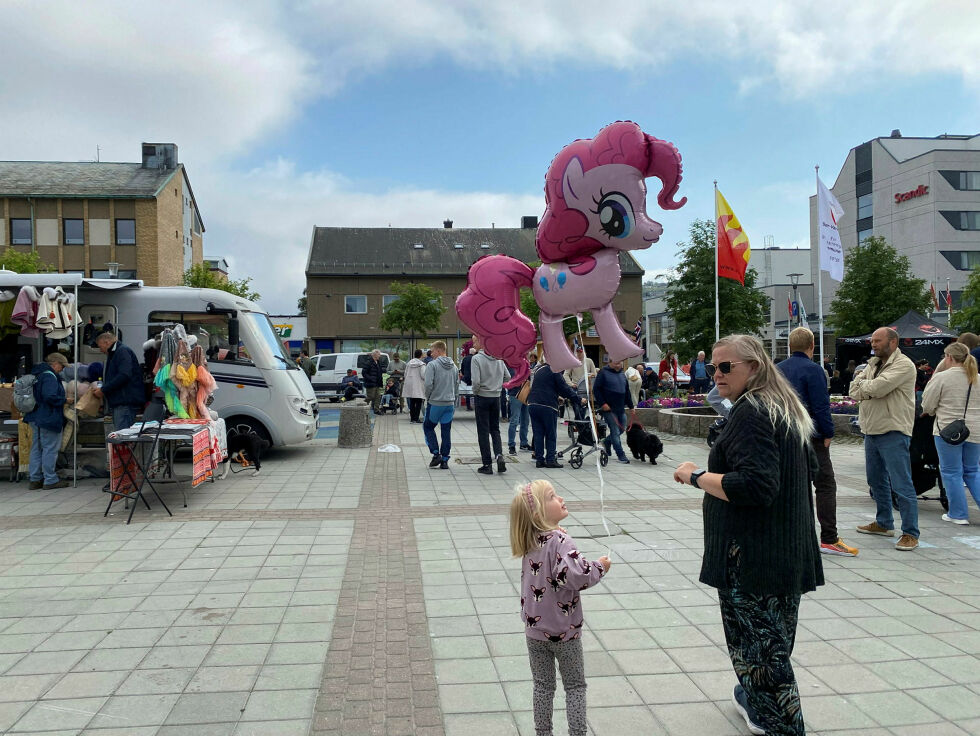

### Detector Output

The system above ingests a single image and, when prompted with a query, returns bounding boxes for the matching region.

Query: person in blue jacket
[778,327,858,558]
[92,332,145,431]
[527,359,584,468]
[26,352,68,490]
[593,359,635,463]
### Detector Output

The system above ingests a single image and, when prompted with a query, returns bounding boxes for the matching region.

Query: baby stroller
[378,382,401,414]
[557,384,609,469]
[909,405,949,511]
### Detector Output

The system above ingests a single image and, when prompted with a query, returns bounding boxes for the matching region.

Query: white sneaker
[942,513,970,525]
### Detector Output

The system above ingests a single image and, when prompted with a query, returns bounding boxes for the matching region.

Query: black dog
[626,422,664,465]
[225,431,271,475]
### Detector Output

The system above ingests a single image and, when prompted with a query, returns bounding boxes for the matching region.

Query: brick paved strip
[310,418,445,736]
[0,496,885,531]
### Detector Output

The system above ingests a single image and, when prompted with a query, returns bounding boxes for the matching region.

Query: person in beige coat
[849,327,920,550]
[402,349,427,424]
[921,341,980,524]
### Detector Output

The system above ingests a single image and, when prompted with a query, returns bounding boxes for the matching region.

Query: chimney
[443,219,453,229]
[521,215,538,229]
[890,129,902,138]
[141,142,178,169]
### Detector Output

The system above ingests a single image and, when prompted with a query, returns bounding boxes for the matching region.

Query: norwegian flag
[944,289,953,308]
[930,283,940,310]
[632,319,643,344]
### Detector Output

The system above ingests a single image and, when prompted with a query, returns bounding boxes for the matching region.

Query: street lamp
[105,262,120,279]
[787,273,802,328]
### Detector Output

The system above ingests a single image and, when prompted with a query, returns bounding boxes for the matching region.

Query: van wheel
[226,417,272,445]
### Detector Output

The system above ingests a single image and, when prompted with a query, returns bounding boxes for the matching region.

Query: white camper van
[77,281,317,446]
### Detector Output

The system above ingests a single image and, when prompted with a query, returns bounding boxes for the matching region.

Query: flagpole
[714,181,720,343]
[816,165,825,370]
[948,277,953,325]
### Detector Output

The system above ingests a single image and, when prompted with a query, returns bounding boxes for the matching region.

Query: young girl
[510,479,611,736]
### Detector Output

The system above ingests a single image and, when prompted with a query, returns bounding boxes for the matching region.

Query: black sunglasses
[705,361,745,377]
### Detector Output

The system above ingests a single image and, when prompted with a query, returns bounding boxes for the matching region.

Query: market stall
[834,310,957,371]
[0,271,82,485]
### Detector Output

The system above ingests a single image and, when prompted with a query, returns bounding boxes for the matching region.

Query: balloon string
[575,314,612,559]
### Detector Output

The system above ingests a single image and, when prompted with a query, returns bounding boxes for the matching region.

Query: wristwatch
[690,469,707,488]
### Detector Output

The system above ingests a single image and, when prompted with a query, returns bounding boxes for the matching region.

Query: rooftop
[0,160,181,198]
[306,226,645,277]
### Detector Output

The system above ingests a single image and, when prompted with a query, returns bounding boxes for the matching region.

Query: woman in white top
[921,342,980,524]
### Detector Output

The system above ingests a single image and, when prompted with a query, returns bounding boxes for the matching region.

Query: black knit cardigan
[699,395,824,596]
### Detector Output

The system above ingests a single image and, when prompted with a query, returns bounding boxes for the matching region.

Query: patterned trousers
[526,636,587,736]
[718,544,805,735]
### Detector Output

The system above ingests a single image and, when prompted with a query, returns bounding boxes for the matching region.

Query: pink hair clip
[524,483,534,509]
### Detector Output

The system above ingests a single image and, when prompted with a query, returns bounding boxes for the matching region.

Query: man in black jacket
[92,332,144,431]
[362,350,384,414]
[593,359,635,463]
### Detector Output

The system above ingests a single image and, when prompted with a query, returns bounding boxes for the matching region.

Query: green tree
[951,266,980,333]
[828,236,930,335]
[0,247,53,274]
[377,281,446,352]
[664,219,769,361]
[297,288,307,316]
[183,263,260,302]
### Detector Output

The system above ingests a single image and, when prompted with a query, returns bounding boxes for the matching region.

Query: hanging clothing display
[11,286,41,337]
[151,325,217,421]
[35,287,79,340]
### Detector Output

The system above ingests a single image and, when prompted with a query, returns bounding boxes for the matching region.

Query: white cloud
[0,1,315,163]
[196,159,542,312]
[2,0,978,313]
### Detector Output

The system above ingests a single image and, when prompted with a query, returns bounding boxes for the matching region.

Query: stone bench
[338,403,373,448]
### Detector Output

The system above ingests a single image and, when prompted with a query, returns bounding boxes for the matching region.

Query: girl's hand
[598,556,612,572]
[557,526,568,534]
[673,461,698,485]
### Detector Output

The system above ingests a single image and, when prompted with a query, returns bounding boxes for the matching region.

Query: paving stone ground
[0,408,976,734]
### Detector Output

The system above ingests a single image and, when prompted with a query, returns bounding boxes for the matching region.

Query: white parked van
[311,352,389,401]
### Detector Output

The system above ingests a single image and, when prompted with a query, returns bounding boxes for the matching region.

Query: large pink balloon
[457,121,686,379]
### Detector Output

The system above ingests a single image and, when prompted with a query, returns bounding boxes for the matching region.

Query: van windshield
[245,313,298,370]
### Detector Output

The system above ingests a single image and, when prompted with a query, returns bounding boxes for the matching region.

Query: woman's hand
[673,461,698,485]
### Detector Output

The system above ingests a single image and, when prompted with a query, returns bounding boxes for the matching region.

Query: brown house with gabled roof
[305,220,644,359]
[0,142,204,285]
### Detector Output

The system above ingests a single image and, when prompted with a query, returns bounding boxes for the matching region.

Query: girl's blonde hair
[713,334,814,444]
[944,342,979,385]
[510,479,558,557]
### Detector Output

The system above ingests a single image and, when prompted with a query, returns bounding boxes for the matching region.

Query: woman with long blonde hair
[674,334,822,735]
[922,341,980,523]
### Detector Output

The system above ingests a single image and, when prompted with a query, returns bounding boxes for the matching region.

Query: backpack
[13,371,52,414]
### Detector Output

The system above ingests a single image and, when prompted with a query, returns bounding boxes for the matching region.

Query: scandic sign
[895,185,928,204]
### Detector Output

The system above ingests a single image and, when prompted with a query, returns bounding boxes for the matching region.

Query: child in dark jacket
[511,479,611,736]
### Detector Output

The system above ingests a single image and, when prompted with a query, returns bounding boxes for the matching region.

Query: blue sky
[2,1,979,312]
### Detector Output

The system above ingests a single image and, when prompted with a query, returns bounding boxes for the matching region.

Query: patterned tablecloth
[108,418,227,495]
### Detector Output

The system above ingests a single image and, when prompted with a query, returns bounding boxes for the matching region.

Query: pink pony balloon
[456,121,686,387]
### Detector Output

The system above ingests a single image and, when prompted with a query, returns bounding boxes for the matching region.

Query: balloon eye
[597,193,633,238]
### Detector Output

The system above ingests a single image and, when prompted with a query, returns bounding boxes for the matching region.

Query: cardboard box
[0,384,16,419]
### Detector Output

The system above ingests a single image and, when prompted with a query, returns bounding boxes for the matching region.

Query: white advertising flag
[798,293,810,330]
[817,176,845,282]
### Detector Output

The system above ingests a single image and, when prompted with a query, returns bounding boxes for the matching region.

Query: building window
[940,171,980,191]
[345,295,367,314]
[857,228,873,243]
[857,193,873,219]
[116,219,136,244]
[942,251,980,271]
[382,295,398,311]
[941,211,980,231]
[63,218,84,245]
[10,218,31,245]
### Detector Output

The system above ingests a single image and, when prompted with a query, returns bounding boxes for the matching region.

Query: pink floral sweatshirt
[520,529,606,642]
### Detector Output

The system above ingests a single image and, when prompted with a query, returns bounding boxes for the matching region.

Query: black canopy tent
[835,310,957,371]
